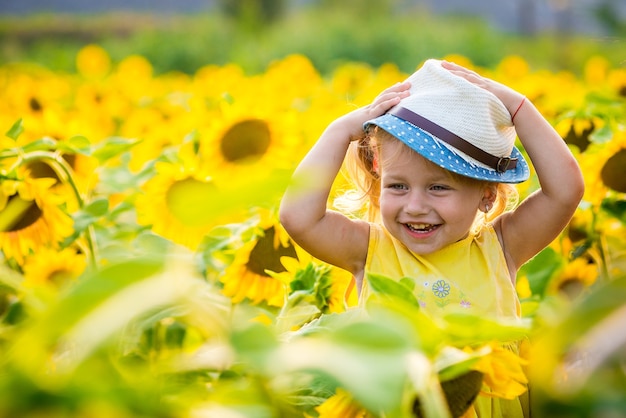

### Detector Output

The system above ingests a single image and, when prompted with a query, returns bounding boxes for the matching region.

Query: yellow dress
[362,223,530,418]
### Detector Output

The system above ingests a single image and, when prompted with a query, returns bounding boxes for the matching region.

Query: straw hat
[364,59,529,183]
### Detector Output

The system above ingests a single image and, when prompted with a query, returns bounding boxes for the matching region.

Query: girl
[279,59,584,416]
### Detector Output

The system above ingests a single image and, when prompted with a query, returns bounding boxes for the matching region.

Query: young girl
[279,59,584,416]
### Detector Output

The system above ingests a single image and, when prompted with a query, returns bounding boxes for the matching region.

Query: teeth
[407,223,434,231]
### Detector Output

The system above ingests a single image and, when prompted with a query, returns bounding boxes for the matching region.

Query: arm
[442,61,585,271]
[279,82,411,275]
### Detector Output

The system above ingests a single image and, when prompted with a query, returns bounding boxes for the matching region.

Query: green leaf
[366,272,420,308]
[278,326,411,415]
[330,320,412,351]
[440,312,531,346]
[56,135,92,155]
[165,321,187,349]
[519,247,564,296]
[92,136,141,163]
[435,345,489,381]
[276,301,321,334]
[83,198,109,217]
[164,169,291,226]
[5,119,24,141]
[601,199,626,224]
[97,163,151,194]
[231,322,279,371]
[589,124,613,144]
[557,274,626,345]
[19,137,57,153]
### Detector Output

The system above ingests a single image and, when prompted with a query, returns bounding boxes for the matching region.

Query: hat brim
[365,114,530,184]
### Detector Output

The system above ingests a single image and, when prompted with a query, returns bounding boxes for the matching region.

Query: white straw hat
[364,59,530,183]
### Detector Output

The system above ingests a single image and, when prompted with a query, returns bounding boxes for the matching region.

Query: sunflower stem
[16,150,98,268]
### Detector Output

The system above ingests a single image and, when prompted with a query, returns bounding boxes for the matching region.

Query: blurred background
[1,0,625,76]
[0,2,625,418]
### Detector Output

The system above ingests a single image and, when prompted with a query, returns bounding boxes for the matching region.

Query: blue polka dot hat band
[365,112,529,183]
[363,59,530,184]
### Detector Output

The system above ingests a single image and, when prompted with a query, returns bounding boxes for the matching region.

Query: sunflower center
[601,148,626,193]
[245,226,297,277]
[563,123,593,153]
[27,155,77,182]
[0,195,43,232]
[557,278,585,300]
[165,177,216,226]
[220,119,271,163]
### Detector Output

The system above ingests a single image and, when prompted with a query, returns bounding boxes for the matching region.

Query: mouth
[405,223,440,233]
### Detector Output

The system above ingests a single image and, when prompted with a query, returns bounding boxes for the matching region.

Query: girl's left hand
[441,61,524,117]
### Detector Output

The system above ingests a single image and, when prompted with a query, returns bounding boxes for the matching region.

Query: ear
[480,183,497,213]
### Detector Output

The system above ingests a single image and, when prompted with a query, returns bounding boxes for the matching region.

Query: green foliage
[1,5,624,76]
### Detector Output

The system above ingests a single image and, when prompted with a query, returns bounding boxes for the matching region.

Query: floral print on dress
[432,279,451,308]
[415,278,475,311]
[432,279,450,298]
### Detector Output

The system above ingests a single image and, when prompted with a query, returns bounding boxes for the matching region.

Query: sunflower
[577,127,626,205]
[0,65,74,144]
[0,176,75,266]
[220,215,297,308]
[267,250,356,316]
[195,55,332,179]
[315,388,372,418]
[22,246,86,288]
[76,44,111,80]
[471,343,529,400]
[547,256,599,300]
[25,152,100,211]
[583,55,610,86]
[607,64,626,98]
[496,55,530,81]
[556,116,603,153]
[197,98,306,180]
[135,150,218,250]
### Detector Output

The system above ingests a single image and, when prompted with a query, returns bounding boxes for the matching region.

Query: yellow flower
[515,275,532,299]
[135,152,218,250]
[584,55,610,86]
[220,217,297,307]
[496,55,530,80]
[607,66,626,97]
[268,250,355,315]
[471,344,529,399]
[577,127,626,204]
[197,92,307,178]
[0,176,74,265]
[556,116,604,153]
[76,44,111,79]
[442,54,474,70]
[22,246,86,287]
[547,256,599,300]
[315,388,372,418]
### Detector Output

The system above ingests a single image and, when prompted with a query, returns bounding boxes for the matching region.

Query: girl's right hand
[338,81,411,142]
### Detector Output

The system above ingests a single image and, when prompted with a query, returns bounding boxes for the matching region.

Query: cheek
[378,193,396,216]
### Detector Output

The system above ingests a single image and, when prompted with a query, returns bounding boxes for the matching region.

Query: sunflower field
[0,42,625,418]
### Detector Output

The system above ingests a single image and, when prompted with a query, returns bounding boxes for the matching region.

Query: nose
[404,190,430,216]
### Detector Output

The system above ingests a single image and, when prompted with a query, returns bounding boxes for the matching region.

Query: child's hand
[338,81,411,141]
[367,81,412,120]
[441,61,524,118]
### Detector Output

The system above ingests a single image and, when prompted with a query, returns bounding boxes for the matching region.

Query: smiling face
[378,138,493,255]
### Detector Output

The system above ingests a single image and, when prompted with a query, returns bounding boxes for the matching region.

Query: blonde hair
[336,127,519,230]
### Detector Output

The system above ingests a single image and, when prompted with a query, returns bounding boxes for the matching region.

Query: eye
[386,183,408,191]
[430,184,451,191]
